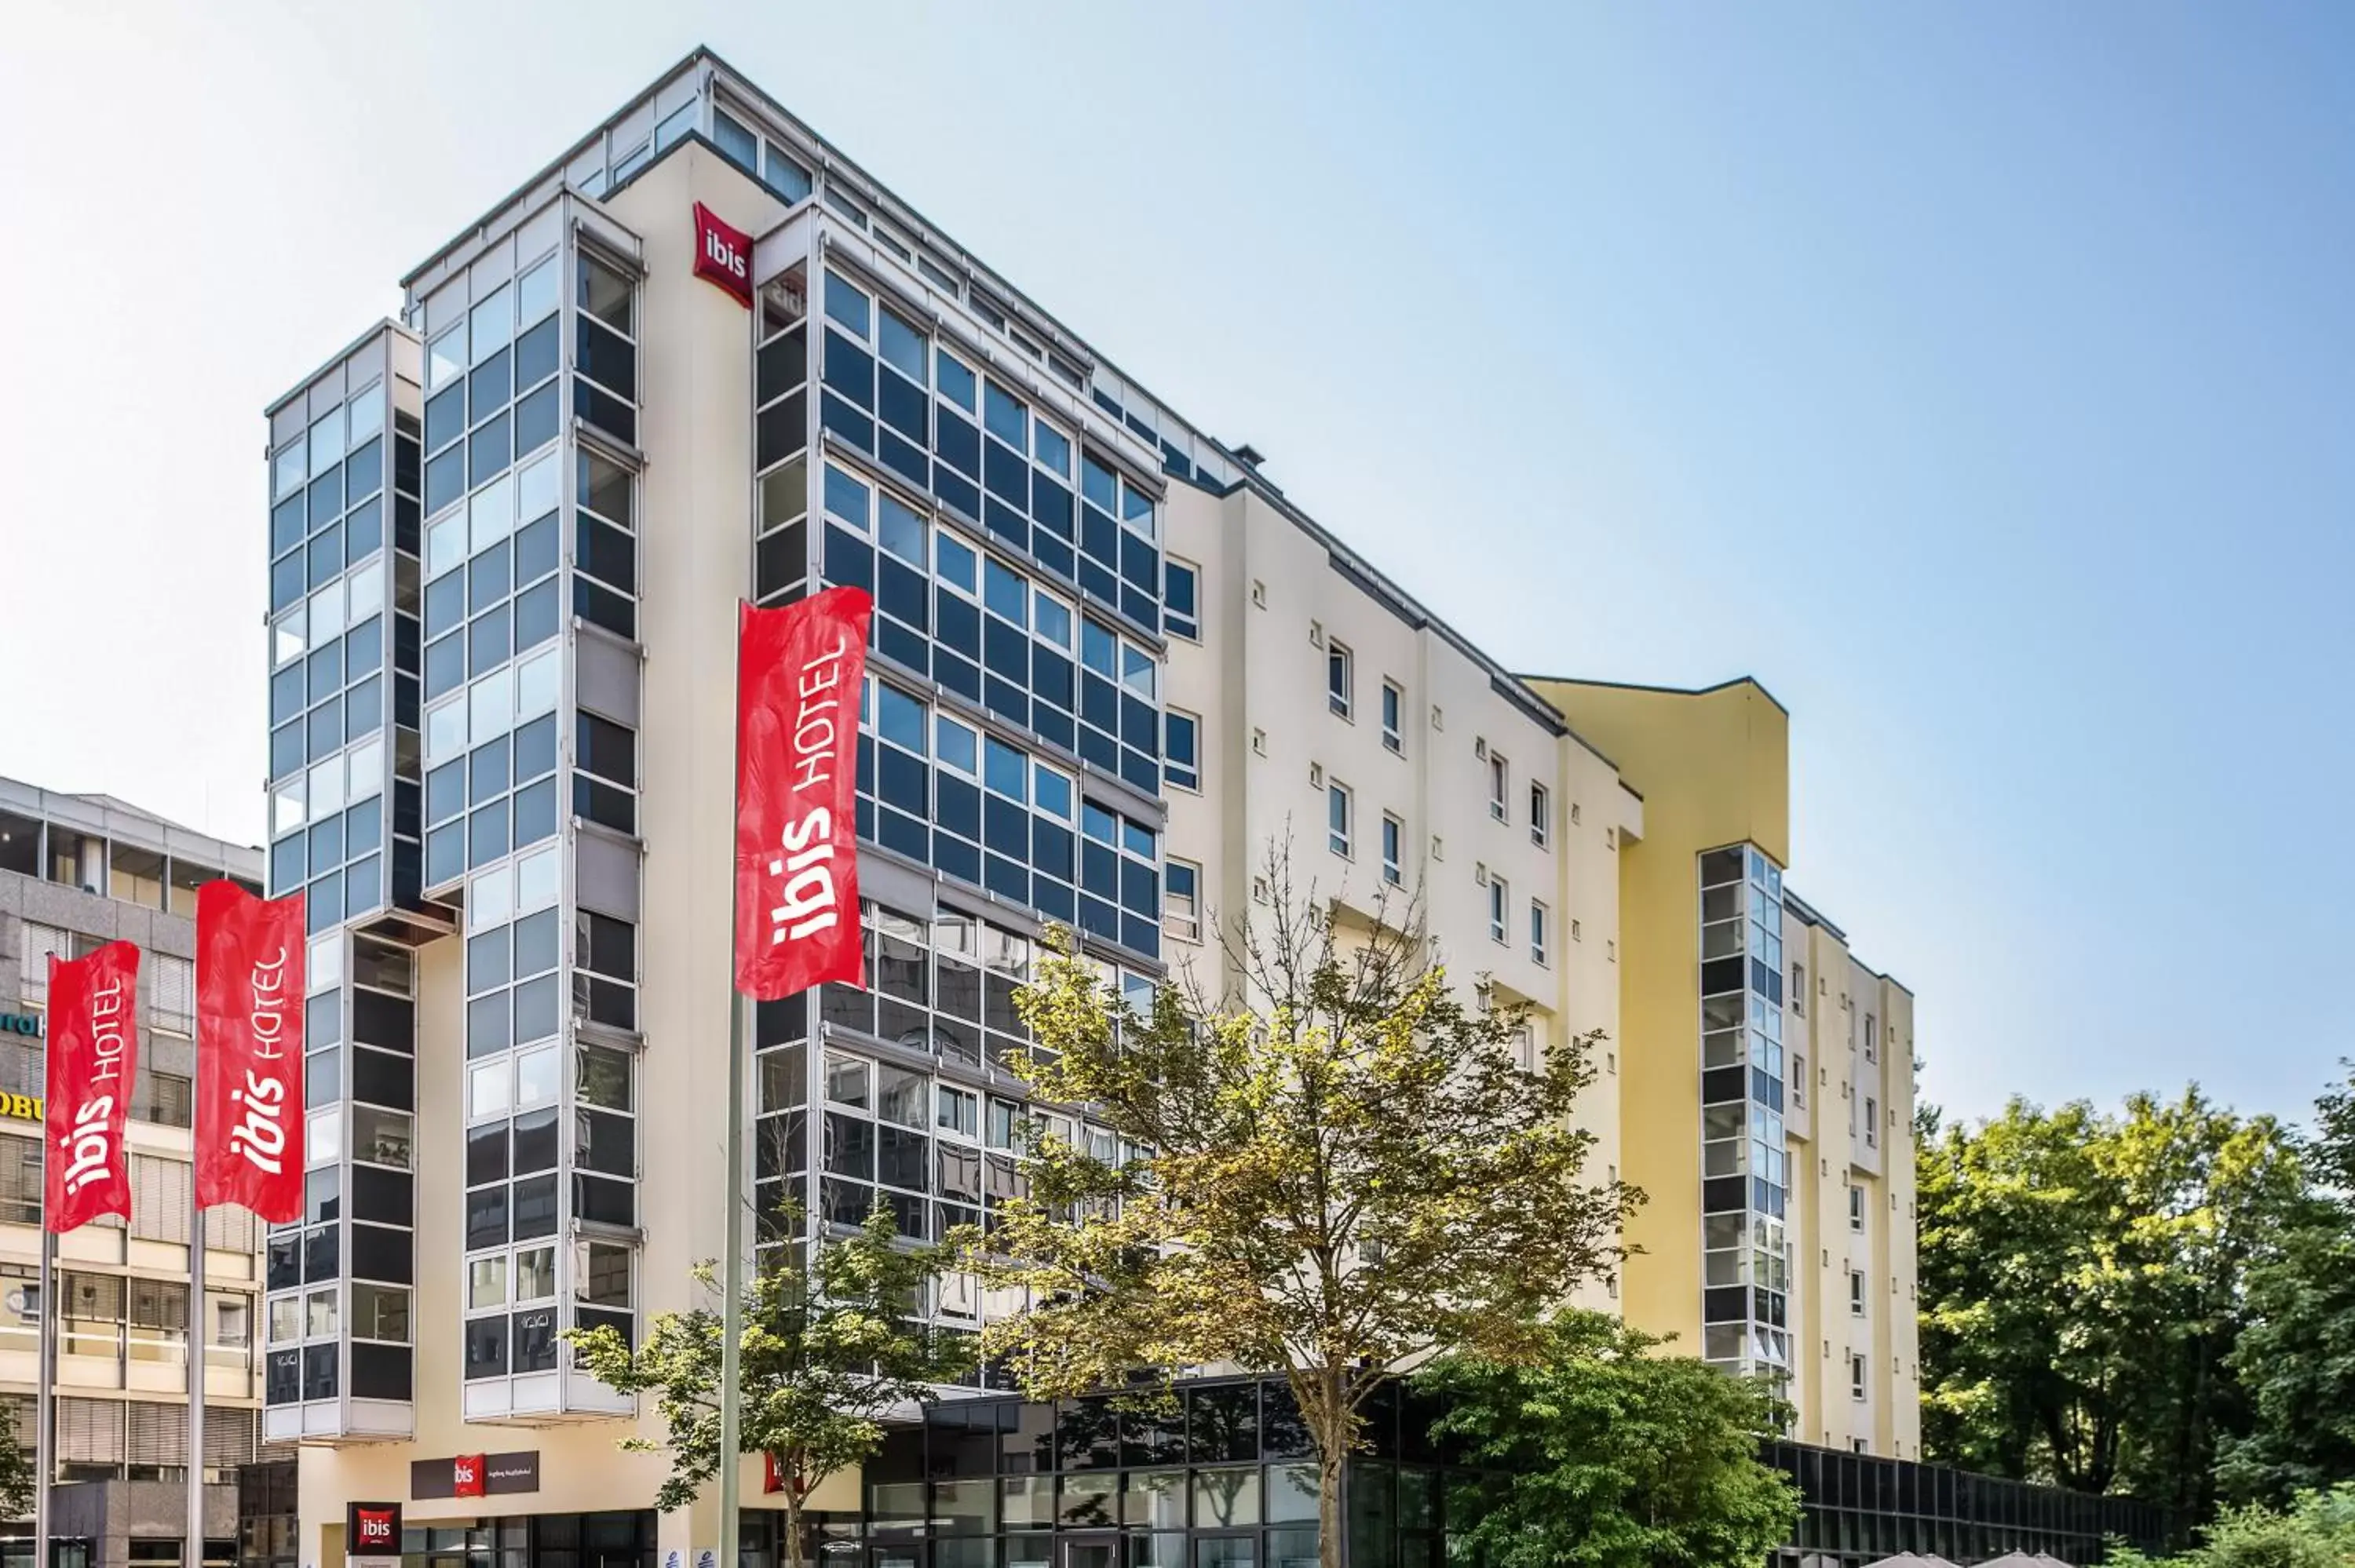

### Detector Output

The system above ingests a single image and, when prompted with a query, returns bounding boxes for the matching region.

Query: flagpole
[717,987,747,1568]
[185,1177,206,1568]
[34,1224,52,1568]
[717,600,749,1568]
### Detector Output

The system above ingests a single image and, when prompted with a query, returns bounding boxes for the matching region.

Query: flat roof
[0,774,262,872]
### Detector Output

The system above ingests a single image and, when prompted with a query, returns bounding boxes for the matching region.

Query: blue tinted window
[984,739,1027,802]
[1081,456,1116,513]
[1123,821,1156,860]
[936,531,977,594]
[984,560,1027,625]
[936,350,977,411]
[1034,420,1071,477]
[823,272,870,337]
[1033,593,1072,651]
[878,494,926,566]
[823,465,870,531]
[877,684,926,755]
[878,308,927,384]
[1033,766,1072,822]
[1081,620,1116,677]
[984,382,1027,450]
[1166,712,1197,774]
[934,716,977,777]
[1083,804,1117,844]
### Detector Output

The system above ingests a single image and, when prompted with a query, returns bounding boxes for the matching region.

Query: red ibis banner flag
[734,586,872,999]
[43,941,141,1232]
[195,881,305,1220]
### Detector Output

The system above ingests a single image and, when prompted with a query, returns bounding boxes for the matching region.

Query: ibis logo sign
[692,202,754,308]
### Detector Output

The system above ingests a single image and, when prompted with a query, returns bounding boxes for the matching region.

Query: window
[1164,560,1199,640]
[1380,680,1403,753]
[1164,859,1202,943]
[1850,1352,1868,1401]
[1865,1098,1879,1147]
[1487,753,1508,822]
[1327,783,1353,858]
[1530,900,1549,965]
[1380,814,1403,888]
[1529,782,1550,848]
[1165,709,1199,792]
[1864,1016,1878,1063]
[1791,963,1806,1016]
[1849,1185,1864,1232]
[1488,875,1508,944]
[1327,642,1353,719]
[1849,1269,1867,1318]
[1793,1054,1808,1108]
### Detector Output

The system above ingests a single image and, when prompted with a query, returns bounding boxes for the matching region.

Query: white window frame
[1163,858,1203,943]
[1530,900,1549,966]
[1488,875,1509,945]
[1327,642,1353,720]
[1327,782,1353,859]
[1488,753,1509,822]
[1380,680,1403,753]
[1529,782,1550,848]
[1380,813,1403,888]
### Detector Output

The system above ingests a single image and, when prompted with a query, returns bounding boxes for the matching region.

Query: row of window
[814,457,1165,797]
[860,677,1163,960]
[815,269,1164,634]
[1324,645,1557,851]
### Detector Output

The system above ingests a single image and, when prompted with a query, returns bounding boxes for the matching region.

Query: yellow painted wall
[1526,680,1788,1355]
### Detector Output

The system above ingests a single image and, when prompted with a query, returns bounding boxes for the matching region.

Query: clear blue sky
[3,1,2348,1127]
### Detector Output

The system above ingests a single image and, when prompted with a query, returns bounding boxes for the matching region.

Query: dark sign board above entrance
[411,1449,539,1500]
[346,1501,402,1558]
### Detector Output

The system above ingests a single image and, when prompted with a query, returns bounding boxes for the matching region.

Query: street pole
[717,988,747,1568]
[186,1177,206,1568]
[34,1227,52,1568]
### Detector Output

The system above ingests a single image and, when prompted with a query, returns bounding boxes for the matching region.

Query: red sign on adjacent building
[732,589,872,1000]
[452,1453,486,1498]
[195,881,305,1221]
[43,942,140,1233]
[693,202,754,308]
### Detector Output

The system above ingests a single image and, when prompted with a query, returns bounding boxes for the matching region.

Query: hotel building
[0,777,272,1568]
[257,47,1926,1568]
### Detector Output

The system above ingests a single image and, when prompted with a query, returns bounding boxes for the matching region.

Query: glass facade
[861,1379,1454,1568]
[1765,1440,2167,1568]
[1698,843,1791,1390]
[750,233,1173,1348]
[262,330,428,1433]
[436,222,644,1421]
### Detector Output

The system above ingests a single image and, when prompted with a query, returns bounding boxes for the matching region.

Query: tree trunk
[782,1491,804,1568]
[1317,1442,1348,1568]
[1302,1365,1350,1568]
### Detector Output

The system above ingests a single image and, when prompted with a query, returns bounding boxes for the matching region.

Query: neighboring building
[0,778,271,1568]
[1526,678,1920,1457]
[258,45,1921,1565]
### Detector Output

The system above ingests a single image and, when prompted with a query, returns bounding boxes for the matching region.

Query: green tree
[1419,1311,1800,1568]
[2220,1063,2355,1505]
[0,1426,31,1519]
[1916,1089,2305,1530]
[566,1207,969,1565]
[969,859,1634,1568]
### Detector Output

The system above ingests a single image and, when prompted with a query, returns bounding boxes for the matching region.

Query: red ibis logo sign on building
[693,203,754,308]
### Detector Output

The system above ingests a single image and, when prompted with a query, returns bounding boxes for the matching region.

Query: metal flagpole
[717,988,747,1568]
[34,1225,53,1568]
[717,603,750,1568]
[186,1177,206,1568]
